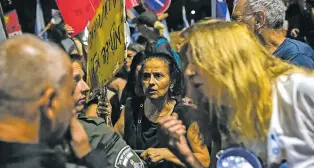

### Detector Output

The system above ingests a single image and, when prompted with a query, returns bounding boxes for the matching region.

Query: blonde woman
[159,21,314,168]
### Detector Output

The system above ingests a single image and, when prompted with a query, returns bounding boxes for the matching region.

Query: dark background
[1,0,214,33]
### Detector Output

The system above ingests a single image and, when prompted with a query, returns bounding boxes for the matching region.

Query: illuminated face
[141,58,171,100]
[185,46,207,98]
[72,62,90,112]
[185,45,235,106]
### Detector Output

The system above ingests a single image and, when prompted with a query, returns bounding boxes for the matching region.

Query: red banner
[126,0,139,9]
[4,10,22,38]
[56,0,100,36]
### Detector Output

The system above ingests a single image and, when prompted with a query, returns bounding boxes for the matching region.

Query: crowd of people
[1,0,314,168]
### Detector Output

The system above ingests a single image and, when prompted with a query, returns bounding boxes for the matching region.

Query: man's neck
[85,104,98,117]
[0,117,39,143]
[259,28,286,54]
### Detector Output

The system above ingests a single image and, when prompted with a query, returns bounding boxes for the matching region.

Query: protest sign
[4,10,21,38]
[56,0,100,36]
[126,0,139,9]
[87,0,126,89]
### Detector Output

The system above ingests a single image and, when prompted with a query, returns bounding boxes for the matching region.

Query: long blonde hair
[188,21,304,139]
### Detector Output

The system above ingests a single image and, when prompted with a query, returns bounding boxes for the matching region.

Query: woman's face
[124,50,137,72]
[141,58,171,100]
[184,45,208,98]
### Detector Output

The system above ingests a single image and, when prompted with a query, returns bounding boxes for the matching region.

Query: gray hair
[246,0,287,29]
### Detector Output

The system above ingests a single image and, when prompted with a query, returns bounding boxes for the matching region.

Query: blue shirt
[273,38,314,69]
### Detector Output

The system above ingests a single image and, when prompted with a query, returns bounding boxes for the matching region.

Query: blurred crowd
[1,0,314,168]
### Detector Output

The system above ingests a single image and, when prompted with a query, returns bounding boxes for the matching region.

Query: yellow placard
[87,0,126,89]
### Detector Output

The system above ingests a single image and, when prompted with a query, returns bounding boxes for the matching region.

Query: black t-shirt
[123,97,210,150]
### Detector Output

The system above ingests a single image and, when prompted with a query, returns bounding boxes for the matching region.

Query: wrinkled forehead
[143,58,170,72]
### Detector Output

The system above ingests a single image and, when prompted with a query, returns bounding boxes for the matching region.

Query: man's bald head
[0,34,72,119]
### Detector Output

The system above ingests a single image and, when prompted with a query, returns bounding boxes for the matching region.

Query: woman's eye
[155,73,163,79]
[143,73,150,80]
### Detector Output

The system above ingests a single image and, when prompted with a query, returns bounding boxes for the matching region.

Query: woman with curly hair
[116,52,210,168]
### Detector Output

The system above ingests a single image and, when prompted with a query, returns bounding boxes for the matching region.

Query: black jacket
[0,140,108,168]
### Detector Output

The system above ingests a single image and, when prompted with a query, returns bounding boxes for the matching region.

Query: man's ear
[39,88,57,120]
[255,10,266,31]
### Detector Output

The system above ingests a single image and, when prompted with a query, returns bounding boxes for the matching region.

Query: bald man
[0,34,108,168]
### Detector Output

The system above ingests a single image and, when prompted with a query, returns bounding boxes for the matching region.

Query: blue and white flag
[131,27,141,43]
[182,6,189,28]
[127,8,140,43]
[35,0,48,39]
[213,0,231,21]
[161,19,170,41]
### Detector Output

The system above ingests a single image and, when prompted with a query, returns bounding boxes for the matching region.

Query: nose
[149,75,155,85]
[184,63,196,78]
[81,80,90,93]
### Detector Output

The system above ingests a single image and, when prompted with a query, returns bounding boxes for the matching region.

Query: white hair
[246,0,287,29]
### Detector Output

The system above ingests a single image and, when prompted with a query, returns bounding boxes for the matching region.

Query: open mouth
[148,89,157,94]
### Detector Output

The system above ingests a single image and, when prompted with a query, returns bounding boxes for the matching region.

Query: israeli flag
[35,0,48,39]
[127,8,140,43]
[161,20,170,41]
[182,6,189,28]
[212,0,231,21]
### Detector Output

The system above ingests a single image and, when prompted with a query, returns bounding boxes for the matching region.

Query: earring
[170,85,174,93]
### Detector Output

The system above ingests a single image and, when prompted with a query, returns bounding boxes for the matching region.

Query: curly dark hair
[140,53,183,98]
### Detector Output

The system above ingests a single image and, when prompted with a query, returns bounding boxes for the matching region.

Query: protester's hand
[290,28,299,38]
[64,24,75,38]
[141,148,170,163]
[159,113,193,157]
[97,99,112,118]
[70,117,92,158]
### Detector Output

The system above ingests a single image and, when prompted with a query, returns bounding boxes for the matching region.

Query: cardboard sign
[4,10,22,38]
[126,0,139,9]
[87,0,126,89]
[56,0,100,36]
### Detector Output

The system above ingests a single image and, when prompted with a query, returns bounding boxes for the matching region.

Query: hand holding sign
[64,24,75,38]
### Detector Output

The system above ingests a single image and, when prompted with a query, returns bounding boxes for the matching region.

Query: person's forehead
[72,62,84,76]
[143,58,169,72]
[127,50,136,55]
